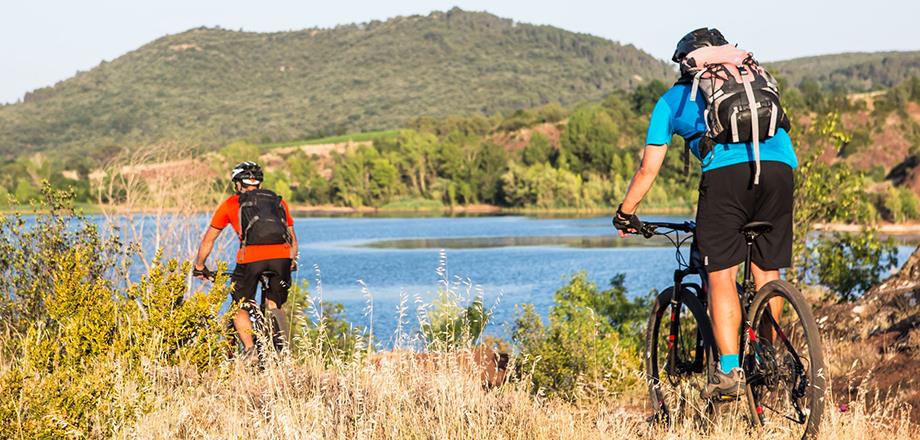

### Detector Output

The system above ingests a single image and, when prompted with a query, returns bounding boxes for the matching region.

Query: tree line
[3,76,920,219]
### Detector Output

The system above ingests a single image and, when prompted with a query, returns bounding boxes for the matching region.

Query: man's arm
[617,145,668,237]
[288,226,298,270]
[193,226,223,278]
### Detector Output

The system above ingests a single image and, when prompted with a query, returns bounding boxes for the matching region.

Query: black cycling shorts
[696,161,794,272]
[230,258,292,306]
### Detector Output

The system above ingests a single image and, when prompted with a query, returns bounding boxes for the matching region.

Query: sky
[2,0,918,104]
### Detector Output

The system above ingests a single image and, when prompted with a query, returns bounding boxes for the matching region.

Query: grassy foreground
[118,351,914,439]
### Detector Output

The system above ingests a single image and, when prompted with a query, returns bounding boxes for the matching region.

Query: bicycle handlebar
[627,220,696,238]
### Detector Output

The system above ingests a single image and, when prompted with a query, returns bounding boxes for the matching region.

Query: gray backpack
[680,45,790,184]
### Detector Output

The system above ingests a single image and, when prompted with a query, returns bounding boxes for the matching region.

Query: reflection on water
[359,235,675,249]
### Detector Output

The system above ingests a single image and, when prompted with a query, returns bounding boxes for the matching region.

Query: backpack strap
[689,69,707,102]
[768,102,778,137]
[739,67,762,185]
[237,195,259,258]
[730,108,740,143]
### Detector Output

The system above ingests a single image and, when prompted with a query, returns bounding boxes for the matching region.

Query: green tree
[267,173,293,201]
[330,147,374,207]
[884,186,920,222]
[629,79,667,114]
[521,132,554,166]
[814,232,897,301]
[394,130,438,196]
[219,140,261,164]
[13,178,39,202]
[883,186,905,222]
[286,151,330,204]
[470,141,508,204]
[560,105,620,175]
[370,157,400,202]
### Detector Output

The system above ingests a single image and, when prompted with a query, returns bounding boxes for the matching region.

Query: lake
[254,214,916,344]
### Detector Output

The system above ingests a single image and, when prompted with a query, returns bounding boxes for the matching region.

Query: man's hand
[613,204,644,238]
[290,259,298,272]
[192,264,213,281]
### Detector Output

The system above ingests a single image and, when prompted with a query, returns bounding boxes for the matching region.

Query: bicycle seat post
[740,221,773,296]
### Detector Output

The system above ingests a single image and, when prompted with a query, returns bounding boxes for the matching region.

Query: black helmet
[672,28,729,63]
[230,161,263,186]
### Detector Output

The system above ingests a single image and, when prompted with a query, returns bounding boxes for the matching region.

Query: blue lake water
[242,215,914,343]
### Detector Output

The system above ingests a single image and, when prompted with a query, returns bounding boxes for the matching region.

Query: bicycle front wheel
[745,279,826,439]
[646,285,717,427]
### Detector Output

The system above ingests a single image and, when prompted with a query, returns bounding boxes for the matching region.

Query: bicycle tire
[266,308,290,353]
[646,286,717,426]
[745,279,826,439]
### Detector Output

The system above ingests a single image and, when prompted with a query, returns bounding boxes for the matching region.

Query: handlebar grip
[192,267,215,281]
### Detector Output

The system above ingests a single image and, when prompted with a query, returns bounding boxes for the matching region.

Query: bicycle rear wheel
[745,280,825,439]
[265,308,290,353]
[646,286,717,427]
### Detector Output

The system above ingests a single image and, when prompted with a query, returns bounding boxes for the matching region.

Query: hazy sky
[2,0,918,104]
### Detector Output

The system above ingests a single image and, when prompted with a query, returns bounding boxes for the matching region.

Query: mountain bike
[621,219,825,439]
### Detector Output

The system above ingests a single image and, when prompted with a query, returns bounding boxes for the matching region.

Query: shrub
[512,273,647,399]
[421,293,488,351]
[883,186,920,223]
[288,281,367,365]
[0,187,229,438]
[813,231,897,301]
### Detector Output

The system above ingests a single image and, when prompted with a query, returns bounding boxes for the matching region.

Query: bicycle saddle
[741,221,773,237]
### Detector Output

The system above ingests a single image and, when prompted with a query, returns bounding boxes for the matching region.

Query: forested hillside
[0,8,671,161]
[768,51,920,91]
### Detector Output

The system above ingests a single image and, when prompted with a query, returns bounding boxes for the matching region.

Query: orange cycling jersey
[210,194,295,264]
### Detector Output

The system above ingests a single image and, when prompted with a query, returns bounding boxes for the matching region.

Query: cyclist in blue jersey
[614,28,796,400]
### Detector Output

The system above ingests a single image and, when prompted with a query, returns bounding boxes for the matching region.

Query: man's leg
[234,308,255,349]
[230,263,259,350]
[264,258,292,338]
[702,264,747,399]
[708,265,741,368]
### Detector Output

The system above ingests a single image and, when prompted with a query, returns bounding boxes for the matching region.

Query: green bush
[883,186,920,222]
[0,186,229,438]
[421,291,489,351]
[512,273,647,399]
[288,281,367,365]
[813,231,897,301]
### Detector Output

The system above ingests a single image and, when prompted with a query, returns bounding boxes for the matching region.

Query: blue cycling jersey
[645,84,798,172]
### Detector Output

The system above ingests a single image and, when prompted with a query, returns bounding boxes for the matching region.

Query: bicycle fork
[666,266,703,376]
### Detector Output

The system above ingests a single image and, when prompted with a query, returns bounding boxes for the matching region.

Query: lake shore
[286,203,692,217]
[8,203,920,237]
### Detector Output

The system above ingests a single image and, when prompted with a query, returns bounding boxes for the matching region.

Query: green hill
[0,8,672,161]
[768,51,920,91]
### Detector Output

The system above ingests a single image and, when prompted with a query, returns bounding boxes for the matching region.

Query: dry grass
[116,350,916,440]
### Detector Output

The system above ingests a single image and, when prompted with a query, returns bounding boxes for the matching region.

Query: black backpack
[237,189,290,247]
[679,45,790,184]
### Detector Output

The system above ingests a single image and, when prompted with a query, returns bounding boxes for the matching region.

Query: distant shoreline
[7,204,920,236]
[286,204,693,217]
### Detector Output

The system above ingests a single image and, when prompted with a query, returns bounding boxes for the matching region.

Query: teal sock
[720,354,740,373]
